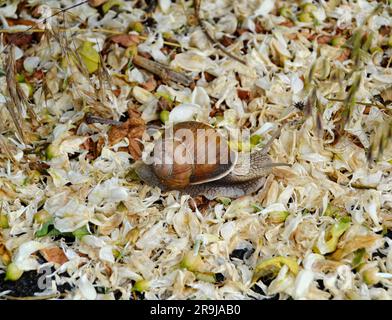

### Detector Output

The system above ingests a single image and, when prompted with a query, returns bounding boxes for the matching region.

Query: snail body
[135,121,287,199]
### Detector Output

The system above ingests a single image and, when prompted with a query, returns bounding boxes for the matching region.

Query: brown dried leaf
[255,20,265,33]
[110,34,140,47]
[112,88,121,97]
[204,72,216,82]
[40,247,68,265]
[108,109,146,159]
[220,36,234,47]
[380,86,392,102]
[317,35,332,44]
[128,139,143,160]
[336,48,351,62]
[6,18,35,27]
[26,69,45,82]
[279,20,295,28]
[140,77,157,92]
[80,137,99,160]
[5,34,34,47]
[28,160,50,173]
[237,88,251,101]
[188,196,216,215]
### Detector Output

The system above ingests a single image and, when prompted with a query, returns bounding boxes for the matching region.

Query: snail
[134,121,289,200]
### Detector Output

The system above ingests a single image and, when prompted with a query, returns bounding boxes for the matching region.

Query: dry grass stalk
[132,55,193,86]
[3,45,29,143]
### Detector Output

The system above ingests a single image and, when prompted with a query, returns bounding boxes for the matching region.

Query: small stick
[132,55,193,86]
[85,113,123,126]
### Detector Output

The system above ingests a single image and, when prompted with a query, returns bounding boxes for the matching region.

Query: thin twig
[132,55,193,86]
[194,0,247,66]
[85,113,123,126]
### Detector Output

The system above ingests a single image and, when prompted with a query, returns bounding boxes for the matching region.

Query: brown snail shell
[152,121,237,189]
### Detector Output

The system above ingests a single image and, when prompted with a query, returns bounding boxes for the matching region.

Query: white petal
[14,241,47,271]
[158,0,171,13]
[294,270,314,299]
[99,246,115,264]
[169,103,201,123]
[23,56,40,73]
[78,274,97,300]
[254,0,274,17]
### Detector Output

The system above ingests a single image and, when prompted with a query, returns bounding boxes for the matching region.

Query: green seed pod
[102,0,122,14]
[159,110,170,123]
[298,12,313,23]
[131,21,144,34]
[162,32,173,40]
[330,36,345,47]
[0,214,9,229]
[250,134,263,146]
[5,263,24,281]
[132,279,150,292]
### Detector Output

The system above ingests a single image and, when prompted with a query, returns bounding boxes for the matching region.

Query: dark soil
[0,268,73,298]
